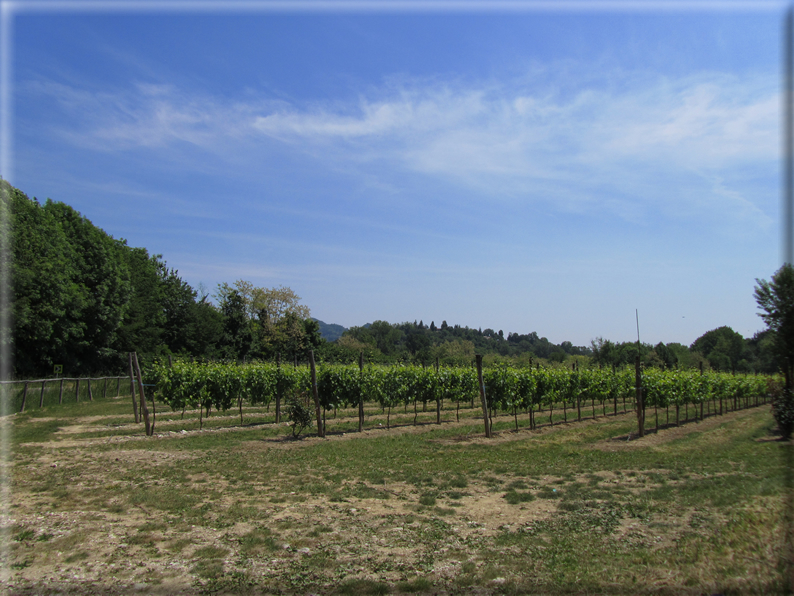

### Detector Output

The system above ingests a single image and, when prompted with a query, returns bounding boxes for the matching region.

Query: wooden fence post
[476,355,491,438]
[87,378,93,401]
[435,357,441,424]
[58,378,64,405]
[103,378,108,399]
[39,380,46,408]
[275,353,281,424]
[116,376,121,397]
[358,351,365,432]
[636,356,644,438]
[128,354,139,424]
[75,378,80,402]
[309,350,323,438]
[20,381,28,413]
[133,352,151,436]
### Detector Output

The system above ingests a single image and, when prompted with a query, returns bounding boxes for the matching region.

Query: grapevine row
[147,360,777,431]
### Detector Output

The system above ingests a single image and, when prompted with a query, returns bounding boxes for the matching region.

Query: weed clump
[286,395,313,437]
[503,490,535,505]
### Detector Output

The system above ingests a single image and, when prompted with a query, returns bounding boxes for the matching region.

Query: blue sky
[4,1,787,346]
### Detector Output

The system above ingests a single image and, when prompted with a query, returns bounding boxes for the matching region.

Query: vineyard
[147,359,778,436]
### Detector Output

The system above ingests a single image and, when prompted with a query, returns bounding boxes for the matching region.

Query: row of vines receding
[145,360,780,434]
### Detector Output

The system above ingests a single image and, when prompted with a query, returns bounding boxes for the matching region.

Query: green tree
[6,185,84,376]
[690,326,744,372]
[45,201,131,372]
[115,247,166,360]
[220,290,253,360]
[755,264,794,437]
[6,183,132,376]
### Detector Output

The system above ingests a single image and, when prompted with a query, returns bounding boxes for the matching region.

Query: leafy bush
[286,395,313,437]
[773,388,794,439]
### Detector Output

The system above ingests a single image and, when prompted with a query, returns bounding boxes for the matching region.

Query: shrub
[773,388,794,439]
[286,395,313,437]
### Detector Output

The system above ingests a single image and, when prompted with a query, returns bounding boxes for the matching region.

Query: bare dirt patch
[4,403,781,595]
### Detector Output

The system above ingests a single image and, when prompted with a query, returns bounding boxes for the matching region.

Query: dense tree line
[333,320,776,373]
[327,319,592,366]
[590,326,776,373]
[2,183,321,378]
[4,180,778,378]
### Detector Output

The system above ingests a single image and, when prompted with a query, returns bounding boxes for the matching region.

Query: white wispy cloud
[22,67,778,226]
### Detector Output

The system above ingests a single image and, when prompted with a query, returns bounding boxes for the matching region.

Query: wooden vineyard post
[87,378,93,402]
[635,356,645,438]
[698,364,703,422]
[613,364,618,415]
[436,358,441,425]
[275,353,281,424]
[133,352,151,436]
[19,381,28,413]
[309,350,324,438]
[476,355,491,438]
[358,351,365,432]
[39,380,46,408]
[58,378,64,405]
[471,359,476,409]
[128,353,139,424]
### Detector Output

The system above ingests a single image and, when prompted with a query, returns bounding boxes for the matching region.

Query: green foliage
[5,182,131,376]
[756,264,794,370]
[690,326,745,372]
[220,290,253,360]
[772,389,794,439]
[337,320,594,366]
[6,182,321,377]
[152,359,774,428]
[755,264,794,436]
[286,396,314,437]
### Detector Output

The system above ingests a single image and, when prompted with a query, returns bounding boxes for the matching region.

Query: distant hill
[313,319,347,342]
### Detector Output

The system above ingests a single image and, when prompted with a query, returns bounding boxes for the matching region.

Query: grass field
[2,393,788,595]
